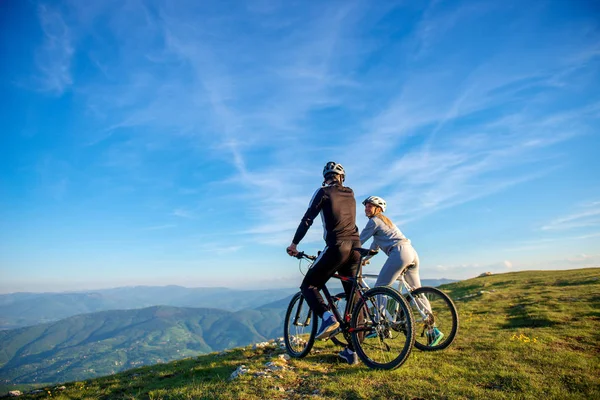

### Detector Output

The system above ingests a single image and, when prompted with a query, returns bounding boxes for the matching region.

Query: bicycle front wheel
[284,292,318,358]
[350,286,415,370]
[407,286,459,351]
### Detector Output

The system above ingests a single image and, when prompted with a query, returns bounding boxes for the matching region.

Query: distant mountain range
[0,286,298,330]
[0,280,454,330]
[0,300,291,385]
[0,279,456,385]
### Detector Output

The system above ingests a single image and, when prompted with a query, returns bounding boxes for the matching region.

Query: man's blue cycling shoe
[338,347,359,365]
[316,315,340,339]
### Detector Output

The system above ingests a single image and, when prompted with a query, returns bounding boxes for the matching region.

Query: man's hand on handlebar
[286,242,299,257]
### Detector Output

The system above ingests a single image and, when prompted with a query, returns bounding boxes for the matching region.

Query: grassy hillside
[3,268,599,399]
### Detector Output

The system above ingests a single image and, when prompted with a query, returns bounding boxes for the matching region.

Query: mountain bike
[330,267,459,351]
[283,248,415,370]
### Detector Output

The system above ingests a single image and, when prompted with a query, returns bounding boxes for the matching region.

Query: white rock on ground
[264,361,286,372]
[229,365,249,380]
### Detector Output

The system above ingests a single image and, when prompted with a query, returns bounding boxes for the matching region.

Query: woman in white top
[359,196,422,289]
[360,196,444,345]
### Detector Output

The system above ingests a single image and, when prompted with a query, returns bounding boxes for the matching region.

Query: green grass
[4,268,599,399]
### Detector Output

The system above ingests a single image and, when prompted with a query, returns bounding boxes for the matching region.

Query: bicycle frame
[321,273,365,339]
[293,251,377,340]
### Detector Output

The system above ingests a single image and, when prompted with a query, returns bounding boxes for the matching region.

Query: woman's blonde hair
[372,207,394,228]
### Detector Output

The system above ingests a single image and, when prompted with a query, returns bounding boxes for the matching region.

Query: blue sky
[1,0,599,293]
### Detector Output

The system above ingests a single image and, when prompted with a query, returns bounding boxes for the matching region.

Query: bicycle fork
[293,296,311,327]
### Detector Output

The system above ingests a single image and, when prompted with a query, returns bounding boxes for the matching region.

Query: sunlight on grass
[510,332,539,343]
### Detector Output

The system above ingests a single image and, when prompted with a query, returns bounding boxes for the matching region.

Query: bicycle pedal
[322,327,342,340]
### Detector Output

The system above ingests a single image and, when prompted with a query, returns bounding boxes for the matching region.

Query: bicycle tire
[406,286,459,351]
[350,286,415,370]
[284,292,318,358]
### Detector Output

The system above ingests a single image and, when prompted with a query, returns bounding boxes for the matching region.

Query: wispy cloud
[505,231,600,253]
[223,2,599,244]
[171,208,195,219]
[536,253,600,270]
[574,232,600,240]
[541,202,600,231]
[36,4,74,94]
[31,1,599,249]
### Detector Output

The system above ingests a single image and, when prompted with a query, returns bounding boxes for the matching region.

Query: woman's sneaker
[365,330,377,339]
[338,347,358,365]
[427,327,445,346]
[316,315,340,339]
[366,327,393,339]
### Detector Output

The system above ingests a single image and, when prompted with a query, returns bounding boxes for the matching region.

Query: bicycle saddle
[354,248,378,257]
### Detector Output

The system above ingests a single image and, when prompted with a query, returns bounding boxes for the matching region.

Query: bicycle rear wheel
[407,286,459,351]
[350,287,415,370]
[284,292,318,358]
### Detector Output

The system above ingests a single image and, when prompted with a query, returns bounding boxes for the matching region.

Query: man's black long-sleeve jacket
[292,182,359,246]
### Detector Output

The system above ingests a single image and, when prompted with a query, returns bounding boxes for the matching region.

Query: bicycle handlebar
[294,248,377,262]
[294,251,317,261]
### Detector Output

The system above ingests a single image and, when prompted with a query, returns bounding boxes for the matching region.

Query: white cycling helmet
[322,161,345,181]
[362,196,387,212]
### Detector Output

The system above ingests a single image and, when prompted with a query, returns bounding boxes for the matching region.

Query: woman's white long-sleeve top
[359,216,411,256]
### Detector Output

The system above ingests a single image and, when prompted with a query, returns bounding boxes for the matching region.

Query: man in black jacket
[286,161,361,364]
